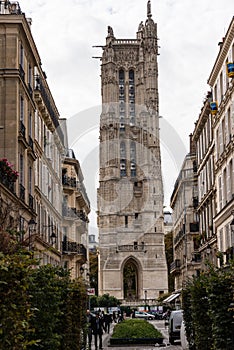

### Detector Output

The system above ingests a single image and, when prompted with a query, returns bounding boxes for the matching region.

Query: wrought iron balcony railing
[0,175,15,192]
[62,241,87,260]
[19,183,25,201]
[170,259,181,273]
[19,120,26,139]
[62,175,77,188]
[28,193,34,210]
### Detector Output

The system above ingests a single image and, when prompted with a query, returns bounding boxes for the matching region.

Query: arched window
[129,70,135,125]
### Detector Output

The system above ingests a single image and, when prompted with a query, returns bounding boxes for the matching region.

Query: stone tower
[97,1,168,302]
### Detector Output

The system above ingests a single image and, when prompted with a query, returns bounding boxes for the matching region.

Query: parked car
[167,309,183,345]
[149,310,164,319]
[134,311,155,320]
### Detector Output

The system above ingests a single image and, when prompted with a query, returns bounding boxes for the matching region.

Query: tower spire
[147,0,152,18]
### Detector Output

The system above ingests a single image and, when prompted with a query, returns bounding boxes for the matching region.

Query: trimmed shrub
[110,318,163,345]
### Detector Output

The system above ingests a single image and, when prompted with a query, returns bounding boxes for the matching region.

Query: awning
[163,292,180,303]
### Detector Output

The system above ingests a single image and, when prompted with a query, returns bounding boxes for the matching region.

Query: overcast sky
[20,0,234,235]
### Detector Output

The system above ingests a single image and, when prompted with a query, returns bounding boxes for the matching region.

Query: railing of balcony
[19,120,26,139]
[19,64,25,81]
[28,193,34,210]
[117,244,145,252]
[0,176,15,192]
[62,175,77,188]
[27,83,33,98]
[19,183,25,201]
[174,229,184,245]
[62,205,77,218]
[35,76,64,143]
[62,241,87,259]
[170,259,181,272]
[28,135,34,151]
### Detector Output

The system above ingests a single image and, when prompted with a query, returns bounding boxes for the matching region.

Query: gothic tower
[97,1,168,302]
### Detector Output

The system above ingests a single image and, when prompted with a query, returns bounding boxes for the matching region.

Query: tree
[164,231,174,292]
[0,250,38,349]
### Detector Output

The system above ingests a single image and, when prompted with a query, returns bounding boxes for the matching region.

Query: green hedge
[111,318,162,339]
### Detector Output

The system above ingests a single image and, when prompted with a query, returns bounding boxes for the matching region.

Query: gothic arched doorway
[123,258,138,300]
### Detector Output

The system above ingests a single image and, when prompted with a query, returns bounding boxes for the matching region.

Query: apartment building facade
[170,17,234,288]
[0,1,90,274]
[170,140,199,290]
[207,17,234,264]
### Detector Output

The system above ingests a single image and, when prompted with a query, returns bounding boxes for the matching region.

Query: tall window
[28,112,32,137]
[130,142,136,177]
[19,154,24,185]
[220,71,223,99]
[227,108,231,142]
[20,96,24,122]
[129,70,135,125]
[20,44,24,67]
[28,166,32,194]
[120,141,126,177]
[218,176,222,210]
[119,69,125,131]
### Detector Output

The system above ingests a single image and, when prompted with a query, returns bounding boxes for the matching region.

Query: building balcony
[62,205,78,218]
[62,175,77,188]
[0,175,15,193]
[170,259,181,274]
[62,241,87,261]
[34,76,64,143]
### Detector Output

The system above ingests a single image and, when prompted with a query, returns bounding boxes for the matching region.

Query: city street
[97,320,183,350]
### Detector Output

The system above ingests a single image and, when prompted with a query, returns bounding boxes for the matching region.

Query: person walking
[86,309,93,349]
[92,312,104,350]
[104,313,112,333]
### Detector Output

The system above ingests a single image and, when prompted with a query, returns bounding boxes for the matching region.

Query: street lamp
[28,218,37,251]
[80,266,84,276]
[43,224,57,245]
[144,290,147,309]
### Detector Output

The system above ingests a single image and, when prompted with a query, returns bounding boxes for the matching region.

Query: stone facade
[170,16,234,288]
[0,2,90,275]
[97,1,168,302]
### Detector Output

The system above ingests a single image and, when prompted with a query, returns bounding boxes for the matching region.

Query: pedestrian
[104,313,112,333]
[112,311,117,323]
[92,312,104,350]
[86,309,93,349]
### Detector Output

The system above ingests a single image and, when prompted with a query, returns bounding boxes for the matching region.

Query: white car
[134,311,155,320]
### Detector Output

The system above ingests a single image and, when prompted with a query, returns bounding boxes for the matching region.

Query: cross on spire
[147,0,152,18]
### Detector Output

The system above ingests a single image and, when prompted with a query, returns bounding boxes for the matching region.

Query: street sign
[87,288,95,295]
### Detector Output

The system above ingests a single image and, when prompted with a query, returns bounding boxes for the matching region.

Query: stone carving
[138,21,144,31]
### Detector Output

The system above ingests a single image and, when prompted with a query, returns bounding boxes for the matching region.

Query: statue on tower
[107,26,114,37]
